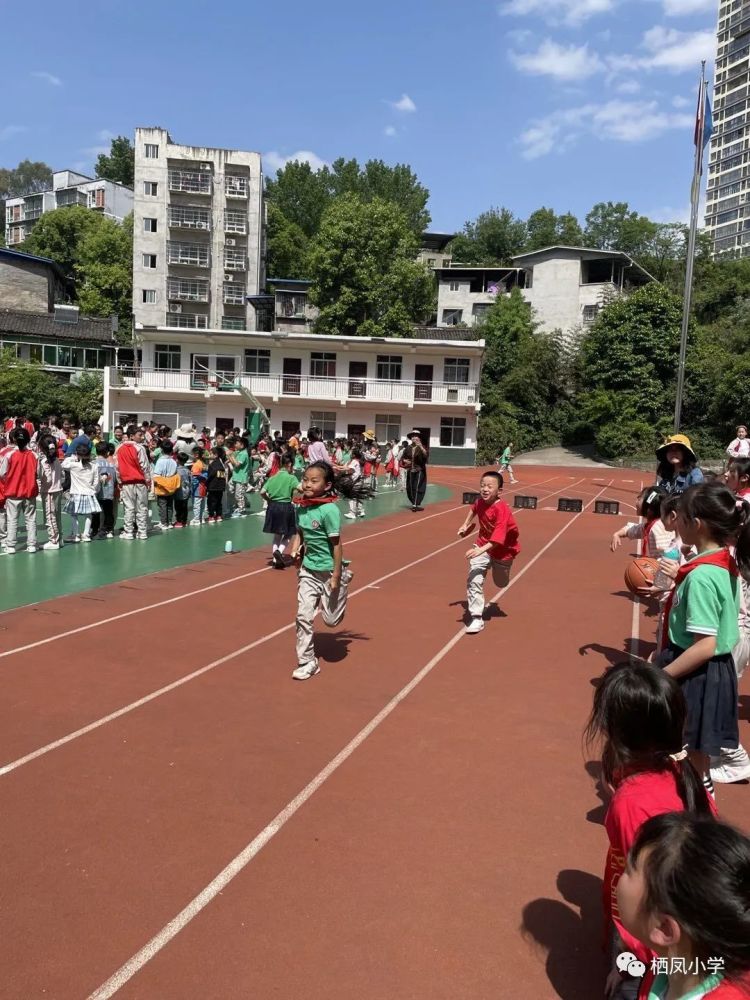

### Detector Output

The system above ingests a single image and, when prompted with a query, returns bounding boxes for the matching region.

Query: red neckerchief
[661,548,739,649]
[292,494,338,508]
[640,517,656,558]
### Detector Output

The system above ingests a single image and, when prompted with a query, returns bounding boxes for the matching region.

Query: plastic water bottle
[654,547,680,591]
[224,540,233,554]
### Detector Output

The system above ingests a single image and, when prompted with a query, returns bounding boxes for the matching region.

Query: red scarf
[292,494,338,508]
[661,548,739,649]
[640,517,656,558]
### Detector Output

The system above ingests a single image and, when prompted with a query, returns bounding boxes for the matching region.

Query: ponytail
[306,461,377,503]
[673,758,713,816]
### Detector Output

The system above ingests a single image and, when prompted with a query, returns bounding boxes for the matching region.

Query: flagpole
[674,62,707,433]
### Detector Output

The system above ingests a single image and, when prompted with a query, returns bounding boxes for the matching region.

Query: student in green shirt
[229,437,250,517]
[261,453,299,568]
[287,459,373,681]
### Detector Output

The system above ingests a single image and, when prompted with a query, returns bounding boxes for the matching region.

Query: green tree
[0,349,61,420]
[60,371,104,425]
[584,201,658,257]
[77,213,133,334]
[265,202,310,278]
[265,160,331,238]
[95,135,135,187]
[449,207,527,265]
[21,205,100,276]
[556,212,585,246]
[307,194,433,337]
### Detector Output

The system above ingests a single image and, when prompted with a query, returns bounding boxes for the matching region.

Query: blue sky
[3,0,716,232]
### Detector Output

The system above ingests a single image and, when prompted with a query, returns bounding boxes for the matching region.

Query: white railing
[112,367,478,404]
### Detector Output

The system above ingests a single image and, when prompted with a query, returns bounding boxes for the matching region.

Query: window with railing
[443,358,470,383]
[7,205,22,222]
[7,226,23,245]
[276,292,307,317]
[224,210,247,234]
[167,241,210,267]
[154,344,181,371]
[225,175,248,198]
[167,277,209,302]
[222,317,246,331]
[168,206,211,230]
[89,188,105,209]
[165,312,208,329]
[223,282,246,305]
[56,189,87,207]
[245,349,271,374]
[376,355,402,380]
[224,249,247,270]
[168,169,212,194]
[310,352,336,379]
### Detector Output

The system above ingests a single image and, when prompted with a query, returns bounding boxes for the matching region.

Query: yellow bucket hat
[656,433,696,464]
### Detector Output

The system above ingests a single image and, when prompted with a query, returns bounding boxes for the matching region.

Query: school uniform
[0,446,39,552]
[206,457,228,519]
[466,497,520,618]
[116,441,150,538]
[262,470,298,537]
[37,454,64,545]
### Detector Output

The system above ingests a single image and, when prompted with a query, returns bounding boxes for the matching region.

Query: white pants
[349,499,363,517]
[5,497,37,551]
[295,566,351,666]
[0,505,6,547]
[466,553,512,618]
[42,491,63,544]
[121,483,149,536]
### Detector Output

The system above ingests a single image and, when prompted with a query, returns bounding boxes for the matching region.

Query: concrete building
[417,232,454,270]
[434,246,653,340]
[104,326,484,464]
[132,127,264,336]
[4,170,133,247]
[705,0,750,258]
[0,247,117,378]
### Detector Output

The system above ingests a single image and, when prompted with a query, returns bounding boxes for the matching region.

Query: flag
[694,78,713,176]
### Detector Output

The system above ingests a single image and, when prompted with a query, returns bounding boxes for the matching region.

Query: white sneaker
[81,535,92,543]
[465,618,485,634]
[137,533,148,540]
[106,532,114,539]
[65,535,81,544]
[292,660,320,681]
[120,532,135,540]
[189,519,202,526]
[345,512,356,519]
[710,746,750,784]
[26,546,38,553]
[2,547,15,555]
[357,511,365,517]
[43,541,60,550]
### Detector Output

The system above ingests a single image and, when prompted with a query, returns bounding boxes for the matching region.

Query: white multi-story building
[435,246,653,340]
[104,327,484,464]
[132,127,264,336]
[705,0,750,257]
[4,170,133,246]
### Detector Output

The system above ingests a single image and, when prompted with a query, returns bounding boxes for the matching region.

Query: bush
[595,420,657,459]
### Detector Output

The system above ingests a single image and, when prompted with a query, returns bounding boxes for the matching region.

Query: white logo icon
[616,952,646,978]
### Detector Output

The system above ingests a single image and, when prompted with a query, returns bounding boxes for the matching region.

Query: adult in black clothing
[402,429,428,511]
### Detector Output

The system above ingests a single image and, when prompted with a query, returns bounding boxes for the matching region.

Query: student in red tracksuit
[0,427,39,554]
[115,425,151,540]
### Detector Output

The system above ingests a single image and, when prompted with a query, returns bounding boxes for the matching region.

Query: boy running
[498,442,518,484]
[456,471,520,634]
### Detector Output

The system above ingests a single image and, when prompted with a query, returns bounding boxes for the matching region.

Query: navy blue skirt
[263,500,297,536]
[659,644,739,756]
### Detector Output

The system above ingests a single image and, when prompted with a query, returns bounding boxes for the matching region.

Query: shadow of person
[520,870,606,1000]
[314,630,369,665]
[579,642,630,667]
[448,599,507,624]
[584,760,610,826]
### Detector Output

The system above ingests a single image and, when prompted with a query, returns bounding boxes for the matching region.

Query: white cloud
[672,94,691,107]
[640,25,715,71]
[0,125,28,141]
[617,79,642,94]
[662,0,716,15]
[263,150,329,174]
[510,39,604,79]
[384,125,397,137]
[389,93,417,113]
[506,28,534,43]
[519,98,693,158]
[31,70,62,87]
[501,0,615,25]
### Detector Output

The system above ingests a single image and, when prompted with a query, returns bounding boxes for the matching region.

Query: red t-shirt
[470,497,520,561]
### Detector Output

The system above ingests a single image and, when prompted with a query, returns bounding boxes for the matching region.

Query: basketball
[624,557,659,594]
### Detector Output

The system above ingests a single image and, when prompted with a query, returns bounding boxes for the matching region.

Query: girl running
[610,487,673,558]
[585,662,713,1000]
[616,812,750,999]
[288,461,373,681]
[657,482,747,796]
[261,453,299,568]
[62,443,102,542]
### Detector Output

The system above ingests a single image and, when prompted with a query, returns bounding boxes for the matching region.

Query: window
[449,280,460,291]
[310,352,336,378]
[90,188,105,209]
[443,358,470,383]
[427,257,436,267]
[441,309,463,326]
[440,416,466,447]
[582,304,599,322]
[145,143,159,158]
[144,217,158,233]
[29,345,43,363]
[43,345,56,365]
[57,345,72,367]
[168,277,209,302]
[244,348,271,375]
[581,259,613,284]
[376,355,402,380]
[310,411,336,439]
[471,303,490,324]
[85,349,99,368]
[442,259,451,267]
[142,253,157,269]
[142,289,157,304]
[144,181,158,196]
[222,317,246,331]
[154,344,181,371]
[276,291,307,317]
[375,414,401,443]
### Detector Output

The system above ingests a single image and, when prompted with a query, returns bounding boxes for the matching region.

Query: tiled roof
[0,310,116,344]
[411,326,484,341]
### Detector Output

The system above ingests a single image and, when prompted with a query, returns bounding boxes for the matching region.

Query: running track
[2,467,748,999]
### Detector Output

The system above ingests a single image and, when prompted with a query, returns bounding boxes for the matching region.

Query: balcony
[163,312,209,329]
[224,211,247,234]
[168,206,211,231]
[111,368,479,407]
[167,277,210,303]
[167,240,210,268]
[225,176,248,199]
[223,282,246,305]
[168,169,212,195]
[224,250,247,271]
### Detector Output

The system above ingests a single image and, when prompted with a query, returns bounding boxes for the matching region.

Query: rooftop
[0,309,116,344]
[420,232,455,252]
[510,245,656,280]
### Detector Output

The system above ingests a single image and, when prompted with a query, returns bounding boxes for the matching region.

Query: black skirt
[263,500,297,536]
[659,643,739,756]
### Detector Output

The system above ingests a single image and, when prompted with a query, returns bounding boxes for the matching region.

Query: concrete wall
[521,257,583,335]
[437,278,500,327]
[0,257,60,312]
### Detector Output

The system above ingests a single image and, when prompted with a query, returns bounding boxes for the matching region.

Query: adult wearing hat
[174,422,198,460]
[655,434,704,495]
[362,429,380,491]
[402,429,428,512]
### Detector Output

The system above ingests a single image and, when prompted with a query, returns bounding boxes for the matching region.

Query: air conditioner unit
[226,238,236,247]
[199,163,211,171]
[225,273,233,282]
[196,222,208,229]
[169,304,182,314]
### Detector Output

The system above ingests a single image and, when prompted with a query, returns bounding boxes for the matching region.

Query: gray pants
[466,553,512,617]
[0,505,5,547]
[121,483,149,537]
[233,481,248,514]
[42,491,63,544]
[5,497,38,551]
[296,566,352,667]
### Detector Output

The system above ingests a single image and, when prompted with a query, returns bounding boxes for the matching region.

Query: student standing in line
[228,437,250,517]
[0,428,39,554]
[206,446,229,523]
[93,442,117,539]
[37,435,65,549]
[115,424,151,541]
[62,444,102,543]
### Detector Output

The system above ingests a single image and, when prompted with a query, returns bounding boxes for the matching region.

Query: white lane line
[0,479,585,777]
[86,481,605,1000]
[629,596,641,665]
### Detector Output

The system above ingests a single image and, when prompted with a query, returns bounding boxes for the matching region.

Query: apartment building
[104,327,484,464]
[4,170,133,247]
[132,127,264,336]
[705,0,750,257]
[434,246,653,340]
